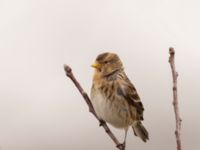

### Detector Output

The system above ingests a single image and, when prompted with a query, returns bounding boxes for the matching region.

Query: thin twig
[64,64,125,150]
[168,47,182,150]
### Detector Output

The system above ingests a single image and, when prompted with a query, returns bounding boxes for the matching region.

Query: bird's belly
[91,93,132,128]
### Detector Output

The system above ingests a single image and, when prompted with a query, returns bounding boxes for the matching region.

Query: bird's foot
[99,120,106,126]
[117,143,125,150]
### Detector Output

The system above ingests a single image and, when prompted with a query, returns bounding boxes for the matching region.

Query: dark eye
[104,61,109,64]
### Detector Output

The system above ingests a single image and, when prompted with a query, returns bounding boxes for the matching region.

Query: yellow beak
[91,63,101,69]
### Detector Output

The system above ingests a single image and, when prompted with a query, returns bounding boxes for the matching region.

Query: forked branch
[64,65,125,150]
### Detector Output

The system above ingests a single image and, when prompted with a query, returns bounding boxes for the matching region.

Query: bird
[90,52,149,146]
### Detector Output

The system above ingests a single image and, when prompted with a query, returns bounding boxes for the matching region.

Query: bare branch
[168,47,182,150]
[64,64,125,150]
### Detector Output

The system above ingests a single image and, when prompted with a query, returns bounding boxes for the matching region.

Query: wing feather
[117,74,144,120]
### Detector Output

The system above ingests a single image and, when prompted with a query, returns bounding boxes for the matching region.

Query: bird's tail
[132,121,149,142]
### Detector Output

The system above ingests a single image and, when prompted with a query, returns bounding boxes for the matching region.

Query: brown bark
[169,47,182,150]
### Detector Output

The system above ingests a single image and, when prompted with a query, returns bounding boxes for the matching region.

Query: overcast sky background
[0,0,200,150]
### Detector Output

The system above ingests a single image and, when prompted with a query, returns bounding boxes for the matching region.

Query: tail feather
[132,121,149,142]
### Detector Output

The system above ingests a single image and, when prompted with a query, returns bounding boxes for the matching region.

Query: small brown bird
[90,52,149,145]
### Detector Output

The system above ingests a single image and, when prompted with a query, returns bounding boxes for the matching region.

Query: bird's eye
[104,61,109,64]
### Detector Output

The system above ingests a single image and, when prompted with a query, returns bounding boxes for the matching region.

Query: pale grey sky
[0,0,200,150]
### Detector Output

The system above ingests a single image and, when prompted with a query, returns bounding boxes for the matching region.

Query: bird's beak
[91,63,101,69]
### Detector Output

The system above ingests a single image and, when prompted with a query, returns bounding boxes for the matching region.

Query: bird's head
[91,52,123,76]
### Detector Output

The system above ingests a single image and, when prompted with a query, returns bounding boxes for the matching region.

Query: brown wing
[117,75,144,120]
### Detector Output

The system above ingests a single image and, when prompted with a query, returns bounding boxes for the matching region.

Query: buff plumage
[90,52,149,144]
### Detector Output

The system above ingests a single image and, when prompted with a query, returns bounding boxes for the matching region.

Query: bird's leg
[123,128,128,148]
[117,127,129,149]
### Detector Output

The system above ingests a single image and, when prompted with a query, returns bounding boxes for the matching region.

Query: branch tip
[169,47,175,55]
[64,64,72,74]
